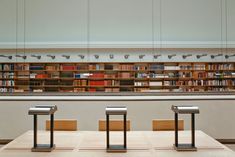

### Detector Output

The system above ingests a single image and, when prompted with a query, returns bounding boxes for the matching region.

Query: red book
[90,73,104,78]
[62,66,75,71]
[89,88,96,92]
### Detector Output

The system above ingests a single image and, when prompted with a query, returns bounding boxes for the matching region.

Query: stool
[99,119,131,131]
[106,106,127,152]
[152,119,184,131]
[28,105,57,152]
[46,119,78,131]
[171,105,199,151]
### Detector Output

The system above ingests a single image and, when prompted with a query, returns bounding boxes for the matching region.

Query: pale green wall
[0,0,235,46]
[0,100,235,139]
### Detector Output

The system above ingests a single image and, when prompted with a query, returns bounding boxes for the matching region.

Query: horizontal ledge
[217,139,235,144]
[0,95,235,101]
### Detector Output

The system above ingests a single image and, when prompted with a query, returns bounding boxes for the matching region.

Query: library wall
[0,100,235,139]
[0,49,235,93]
[0,0,235,48]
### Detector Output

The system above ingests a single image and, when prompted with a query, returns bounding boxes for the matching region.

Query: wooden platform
[0,131,234,157]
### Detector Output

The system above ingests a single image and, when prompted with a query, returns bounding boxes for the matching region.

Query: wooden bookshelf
[0,62,234,93]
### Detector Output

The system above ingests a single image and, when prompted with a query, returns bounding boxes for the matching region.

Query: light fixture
[0,55,12,60]
[196,54,207,59]
[78,55,85,59]
[31,55,41,60]
[124,55,129,59]
[139,55,145,59]
[211,54,223,59]
[62,55,70,59]
[94,55,99,59]
[153,54,161,59]
[225,54,235,59]
[109,54,114,59]
[168,54,176,59]
[47,55,55,59]
[16,55,27,60]
[182,54,192,59]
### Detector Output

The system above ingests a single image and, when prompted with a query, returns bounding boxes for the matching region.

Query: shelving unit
[0,62,234,93]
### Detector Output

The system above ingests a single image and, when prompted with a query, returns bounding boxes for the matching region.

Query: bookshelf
[0,62,234,93]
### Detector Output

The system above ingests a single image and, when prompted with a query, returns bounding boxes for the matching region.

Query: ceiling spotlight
[16,55,27,60]
[168,54,176,59]
[196,54,207,59]
[47,55,55,59]
[94,55,99,59]
[109,54,114,59]
[78,55,85,59]
[153,54,161,59]
[225,54,235,59]
[139,55,145,59]
[211,54,223,59]
[182,54,192,59]
[31,55,41,60]
[124,55,129,59]
[62,55,70,59]
[0,55,12,60]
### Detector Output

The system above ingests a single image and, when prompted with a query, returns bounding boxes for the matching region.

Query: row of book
[118,72,132,78]
[104,80,119,86]
[88,64,104,70]
[105,88,120,92]
[0,88,14,92]
[45,65,59,71]
[0,80,15,86]
[88,80,119,86]
[194,64,206,70]
[150,73,168,78]
[134,82,149,86]
[179,64,192,70]
[150,64,164,70]
[136,73,149,78]
[134,65,148,70]
[207,87,235,92]
[178,88,205,92]
[15,64,29,71]
[1,63,234,71]
[148,80,235,86]
[179,72,192,78]
[30,66,44,70]
[74,88,86,92]
[208,63,234,70]
[61,73,74,78]
[90,73,104,78]
[104,73,117,78]
[0,72,14,78]
[30,81,43,86]
[119,64,133,70]
[134,88,150,92]
[207,80,235,86]
[74,80,87,86]
[45,80,59,86]
[0,64,14,71]
[164,65,180,70]
[207,72,235,78]
[30,73,48,79]
[89,81,104,86]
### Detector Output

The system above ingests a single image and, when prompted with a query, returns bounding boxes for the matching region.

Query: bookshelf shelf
[0,62,235,93]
